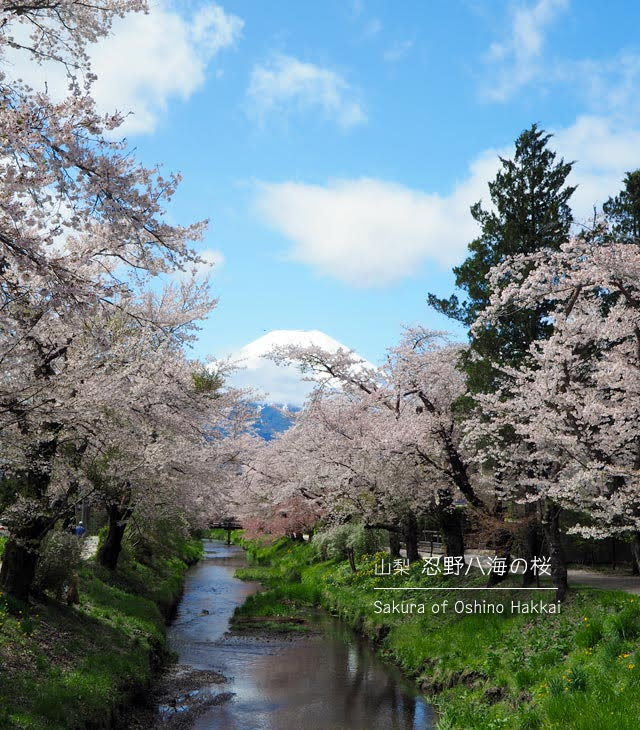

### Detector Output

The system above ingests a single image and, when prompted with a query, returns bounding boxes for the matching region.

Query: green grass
[0,533,202,730]
[232,536,640,730]
[204,527,245,543]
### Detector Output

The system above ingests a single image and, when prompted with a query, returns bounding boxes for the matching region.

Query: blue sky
[26,0,640,368]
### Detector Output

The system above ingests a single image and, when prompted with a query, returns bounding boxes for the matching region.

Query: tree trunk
[389,529,401,559]
[521,505,542,587]
[485,500,512,587]
[486,526,513,587]
[402,513,420,562]
[542,501,568,601]
[437,490,465,560]
[98,504,129,571]
[631,532,640,575]
[440,509,465,558]
[0,529,42,601]
[0,436,59,599]
[346,547,357,572]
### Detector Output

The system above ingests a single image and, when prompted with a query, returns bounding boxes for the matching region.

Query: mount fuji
[222,329,373,407]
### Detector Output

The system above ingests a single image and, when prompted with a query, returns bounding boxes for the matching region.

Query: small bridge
[209,520,243,530]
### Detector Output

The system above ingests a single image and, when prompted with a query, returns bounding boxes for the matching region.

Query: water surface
[167,539,435,730]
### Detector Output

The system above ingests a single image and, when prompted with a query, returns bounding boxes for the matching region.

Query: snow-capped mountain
[221,329,372,406]
[239,329,353,366]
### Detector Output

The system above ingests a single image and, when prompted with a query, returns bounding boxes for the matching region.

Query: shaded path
[409,547,640,595]
[81,535,99,560]
[567,568,640,595]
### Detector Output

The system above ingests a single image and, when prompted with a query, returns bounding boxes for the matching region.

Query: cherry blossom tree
[0,1,225,597]
[88,351,250,571]
[470,227,640,596]
[259,328,498,560]
[0,281,230,588]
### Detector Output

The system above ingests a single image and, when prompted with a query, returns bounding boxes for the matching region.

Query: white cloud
[254,115,640,287]
[483,0,569,101]
[383,40,413,62]
[190,3,242,54]
[553,116,640,221]
[246,54,366,129]
[556,52,640,121]
[175,248,225,280]
[4,1,243,135]
[253,167,493,286]
[481,3,640,118]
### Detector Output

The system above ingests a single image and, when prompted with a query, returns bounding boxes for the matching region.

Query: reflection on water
[168,540,435,730]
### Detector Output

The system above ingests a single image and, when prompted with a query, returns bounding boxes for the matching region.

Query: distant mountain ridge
[251,403,300,440]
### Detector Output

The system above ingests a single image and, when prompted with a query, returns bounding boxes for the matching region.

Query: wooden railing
[209,520,243,530]
[418,530,444,556]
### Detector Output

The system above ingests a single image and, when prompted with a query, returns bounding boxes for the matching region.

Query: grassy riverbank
[226,532,640,730]
[0,530,202,730]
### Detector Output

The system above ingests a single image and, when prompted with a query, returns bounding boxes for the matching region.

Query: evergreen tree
[603,170,640,241]
[428,124,576,392]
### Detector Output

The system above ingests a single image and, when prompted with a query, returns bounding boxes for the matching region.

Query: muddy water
[167,539,435,729]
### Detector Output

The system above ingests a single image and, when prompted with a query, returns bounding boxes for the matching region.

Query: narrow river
[163,539,436,729]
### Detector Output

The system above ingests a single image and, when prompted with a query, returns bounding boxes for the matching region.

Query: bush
[568,664,588,692]
[575,616,604,647]
[604,602,640,641]
[313,523,386,564]
[34,530,83,599]
[283,568,302,583]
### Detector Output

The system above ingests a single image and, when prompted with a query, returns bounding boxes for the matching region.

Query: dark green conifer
[428,123,576,392]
